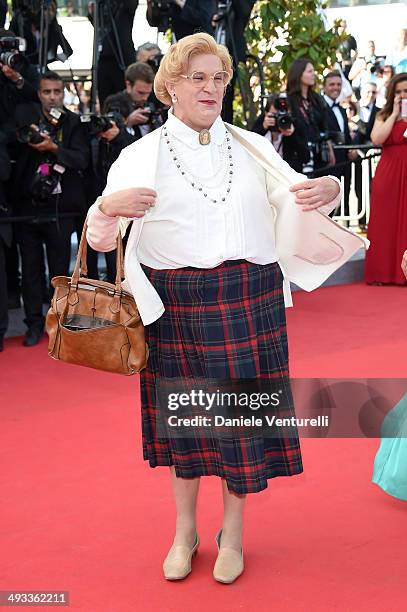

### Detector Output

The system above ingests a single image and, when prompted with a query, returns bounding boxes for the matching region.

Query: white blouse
[137,111,279,269]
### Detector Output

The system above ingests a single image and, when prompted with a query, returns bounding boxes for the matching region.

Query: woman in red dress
[366,73,407,285]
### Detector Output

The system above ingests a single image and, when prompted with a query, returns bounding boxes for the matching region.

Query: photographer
[136,42,161,64]
[122,61,163,139]
[0,28,39,135]
[171,0,215,40]
[251,94,310,173]
[82,93,136,282]
[216,0,256,123]
[12,71,89,347]
[348,41,382,100]
[10,1,73,68]
[88,0,139,106]
[287,58,334,175]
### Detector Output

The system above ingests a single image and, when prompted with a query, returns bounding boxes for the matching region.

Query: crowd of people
[0,6,406,354]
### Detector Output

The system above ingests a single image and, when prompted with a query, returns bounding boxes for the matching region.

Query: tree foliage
[235,0,343,126]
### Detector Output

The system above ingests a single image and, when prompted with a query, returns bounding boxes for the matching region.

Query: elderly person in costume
[86,33,365,583]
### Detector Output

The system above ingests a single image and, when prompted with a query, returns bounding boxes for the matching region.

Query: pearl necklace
[162,126,234,204]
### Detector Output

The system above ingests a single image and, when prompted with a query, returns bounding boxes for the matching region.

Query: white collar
[323,94,338,108]
[165,108,226,150]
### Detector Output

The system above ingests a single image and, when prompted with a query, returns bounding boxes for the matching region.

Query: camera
[80,112,121,136]
[30,162,65,201]
[314,131,346,164]
[0,36,27,72]
[17,124,45,145]
[319,131,346,146]
[142,102,167,130]
[369,59,383,75]
[16,108,65,145]
[268,94,293,132]
[146,53,164,73]
[146,0,174,32]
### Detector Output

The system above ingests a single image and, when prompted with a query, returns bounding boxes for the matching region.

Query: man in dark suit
[323,70,358,218]
[12,71,89,346]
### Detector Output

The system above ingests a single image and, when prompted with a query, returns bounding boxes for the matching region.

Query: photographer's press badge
[52,164,65,194]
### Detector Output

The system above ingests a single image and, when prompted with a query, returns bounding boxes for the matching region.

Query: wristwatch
[14,76,25,89]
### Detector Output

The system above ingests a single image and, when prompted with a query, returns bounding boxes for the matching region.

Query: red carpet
[1,283,406,611]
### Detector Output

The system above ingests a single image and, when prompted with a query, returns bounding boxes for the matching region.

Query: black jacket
[86,127,136,204]
[228,0,255,62]
[251,115,310,173]
[89,0,138,67]
[12,104,89,217]
[323,97,351,174]
[0,128,12,246]
[0,63,39,137]
[172,0,215,39]
[288,92,330,170]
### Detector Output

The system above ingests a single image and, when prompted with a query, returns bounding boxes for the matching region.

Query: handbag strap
[71,219,124,296]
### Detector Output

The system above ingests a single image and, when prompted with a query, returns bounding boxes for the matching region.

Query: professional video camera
[0,36,26,71]
[16,107,65,145]
[268,94,293,132]
[80,111,123,136]
[146,0,174,33]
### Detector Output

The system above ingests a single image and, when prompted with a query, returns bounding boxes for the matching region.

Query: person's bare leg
[170,466,200,547]
[220,479,246,551]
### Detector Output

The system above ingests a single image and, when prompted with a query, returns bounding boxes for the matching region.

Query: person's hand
[289,177,340,211]
[280,125,295,137]
[1,65,21,82]
[99,188,157,218]
[328,143,336,167]
[28,131,58,154]
[98,121,120,142]
[348,149,359,161]
[126,107,150,127]
[263,113,276,131]
[392,94,401,118]
[402,250,407,279]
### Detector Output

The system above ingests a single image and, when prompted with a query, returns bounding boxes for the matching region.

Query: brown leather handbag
[45,221,148,375]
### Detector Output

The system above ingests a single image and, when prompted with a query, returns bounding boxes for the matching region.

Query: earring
[171,93,178,104]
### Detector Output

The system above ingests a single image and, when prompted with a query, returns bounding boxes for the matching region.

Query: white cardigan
[86,122,368,325]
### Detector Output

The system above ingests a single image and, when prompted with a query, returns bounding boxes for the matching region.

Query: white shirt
[137,111,279,269]
[265,130,284,158]
[323,94,345,133]
[359,104,374,123]
[86,116,348,325]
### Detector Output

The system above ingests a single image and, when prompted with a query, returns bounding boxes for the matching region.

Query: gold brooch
[199,129,211,145]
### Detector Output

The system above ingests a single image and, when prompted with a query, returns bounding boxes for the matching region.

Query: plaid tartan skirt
[139,259,303,494]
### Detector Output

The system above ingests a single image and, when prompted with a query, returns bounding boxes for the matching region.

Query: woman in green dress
[372,250,407,501]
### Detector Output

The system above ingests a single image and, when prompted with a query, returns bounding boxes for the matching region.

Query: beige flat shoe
[213,529,244,584]
[163,533,200,580]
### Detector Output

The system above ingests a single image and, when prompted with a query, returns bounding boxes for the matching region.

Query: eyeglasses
[180,71,231,88]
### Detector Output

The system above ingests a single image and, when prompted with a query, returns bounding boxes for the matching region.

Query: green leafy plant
[234,0,344,126]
